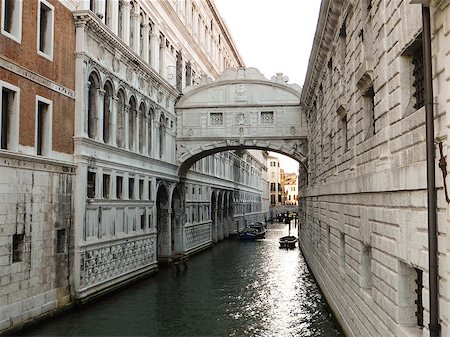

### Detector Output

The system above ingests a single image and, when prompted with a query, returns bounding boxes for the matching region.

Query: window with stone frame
[260,111,274,124]
[12,233,24,263]
[1,0,22,43]
[337,107,348,152]
[116,176,123,199]
[210,112,223,126]
[128,177,135,199]
[412,44,424,110]
[1,81,19,151]
[362,85,375,139]
[87,171,96,198]
[56,229,66,254]
[102,174,110,198]
[36,96,52,156]
[360,244,372,289]
[37,0,54,60]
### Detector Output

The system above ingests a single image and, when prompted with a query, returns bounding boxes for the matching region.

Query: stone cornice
[301,0,344,109]
[73,10,179,99]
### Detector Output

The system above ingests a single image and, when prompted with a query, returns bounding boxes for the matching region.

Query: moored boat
[279,235,298,249]
[239,226,266,241]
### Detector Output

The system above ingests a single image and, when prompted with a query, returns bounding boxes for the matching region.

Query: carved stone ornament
[157,91,163,103]
[165,97,169,109]
[235,84,247,101]
[236,112,245,125]
[112,57,120,73]
[126,68,134,82]
[290,126,296,135]
[97,44,105,62]
[188,128,193,136]
[239,126,244,135]
[139,76,145,89]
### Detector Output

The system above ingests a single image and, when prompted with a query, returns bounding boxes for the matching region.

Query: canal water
[19,223,343,337]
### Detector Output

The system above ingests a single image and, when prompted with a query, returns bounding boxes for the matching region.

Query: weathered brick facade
[0,0,75,332]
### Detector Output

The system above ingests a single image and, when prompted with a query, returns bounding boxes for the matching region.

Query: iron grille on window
[210,113,223,126]
[415,268,424,329]
[260,111,274,124]
[412,47,425,109]
[176,52,183,92]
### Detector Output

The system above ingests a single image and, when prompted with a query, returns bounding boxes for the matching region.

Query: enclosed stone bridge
[175,68,307,175]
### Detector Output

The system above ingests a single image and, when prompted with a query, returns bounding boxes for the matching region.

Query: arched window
[159,114,165,159]
[139,102,145,153]
[87,72,100,139]
[103,81,113,143]
[116,89,126,148]
[128,96,136,151]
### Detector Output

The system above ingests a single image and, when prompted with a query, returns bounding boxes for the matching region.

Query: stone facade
[300,1,450,336]
[0,0,76,332]
[70,0,268,301]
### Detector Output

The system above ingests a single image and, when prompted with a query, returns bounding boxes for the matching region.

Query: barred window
[260,111,274,124]
[210,112,223,126]
[412,47,424,109]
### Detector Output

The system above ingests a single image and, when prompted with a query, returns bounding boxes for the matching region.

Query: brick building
[0,0,76,331]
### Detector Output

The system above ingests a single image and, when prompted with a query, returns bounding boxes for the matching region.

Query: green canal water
[18,223,343,337]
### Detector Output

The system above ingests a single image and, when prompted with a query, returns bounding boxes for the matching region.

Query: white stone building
[300,1,450,337]
[268,155,282,207]
[69,0,267,301]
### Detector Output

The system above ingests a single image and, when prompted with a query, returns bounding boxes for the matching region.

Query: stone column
[110,0,119,35]
[124,104,130,150]
[75,21,88,138]
[135,109,140,153]
[97,0,106,24]
[121,0,131,45]
[159,36,166,79]
[143,114,149,155]
[96,88,105,142]
[142,22,150,63]
[110,96,118,146]
[83,79,90,138]
[149,27,160,71]
[149,117,154,158]
[131,3,140,54]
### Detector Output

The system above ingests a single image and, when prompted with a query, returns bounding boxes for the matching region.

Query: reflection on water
[20,223,343,337]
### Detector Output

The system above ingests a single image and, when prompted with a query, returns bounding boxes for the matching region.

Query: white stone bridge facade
[175,68,307,176]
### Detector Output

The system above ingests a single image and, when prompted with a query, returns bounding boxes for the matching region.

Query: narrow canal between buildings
[20,223,343,337]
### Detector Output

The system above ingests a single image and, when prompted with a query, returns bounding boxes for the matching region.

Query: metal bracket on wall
[438,142,450,203]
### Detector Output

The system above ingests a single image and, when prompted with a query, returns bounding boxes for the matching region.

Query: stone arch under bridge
[175,68,308,176]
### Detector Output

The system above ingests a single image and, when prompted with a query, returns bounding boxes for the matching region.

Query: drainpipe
[422,4,440,337]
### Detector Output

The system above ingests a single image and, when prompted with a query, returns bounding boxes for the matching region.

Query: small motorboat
[239,226,266,241]
[279,235,298,249]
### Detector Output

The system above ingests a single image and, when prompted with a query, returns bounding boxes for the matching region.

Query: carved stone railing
[79,235,156,289]
[184,222,212,252]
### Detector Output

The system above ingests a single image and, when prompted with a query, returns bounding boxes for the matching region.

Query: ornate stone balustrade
[79,235,156,289]
[184,222,212,252]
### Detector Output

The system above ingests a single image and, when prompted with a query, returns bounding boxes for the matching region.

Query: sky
[213,0,321,173]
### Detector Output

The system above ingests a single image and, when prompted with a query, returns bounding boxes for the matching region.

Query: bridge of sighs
[156,68,308,261]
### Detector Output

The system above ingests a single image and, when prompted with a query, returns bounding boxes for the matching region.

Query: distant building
[267,156,282,207]
[283,173,298,205]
